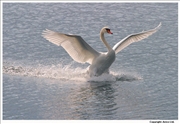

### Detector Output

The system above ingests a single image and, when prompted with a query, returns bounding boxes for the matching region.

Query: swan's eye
[106,28,110,31]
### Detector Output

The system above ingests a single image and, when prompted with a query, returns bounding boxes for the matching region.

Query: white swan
[42,23,161,76]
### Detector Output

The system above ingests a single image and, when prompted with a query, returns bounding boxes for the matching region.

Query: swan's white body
[42,23,161,76]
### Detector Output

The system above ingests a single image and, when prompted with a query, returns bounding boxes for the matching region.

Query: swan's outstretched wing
[113,23,161,54]
[42,29,99,64]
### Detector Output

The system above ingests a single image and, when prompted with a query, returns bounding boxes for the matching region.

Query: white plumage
[113,23,161,54]
[42,23,161,76]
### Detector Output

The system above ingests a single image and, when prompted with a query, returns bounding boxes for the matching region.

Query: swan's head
[101,27,113,34]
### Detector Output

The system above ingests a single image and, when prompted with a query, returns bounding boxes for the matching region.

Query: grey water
[3,3,178,120]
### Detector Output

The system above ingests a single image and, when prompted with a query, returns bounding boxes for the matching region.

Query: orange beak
[107,30,113,34]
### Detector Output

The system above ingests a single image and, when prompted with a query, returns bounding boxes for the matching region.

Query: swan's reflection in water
[68,81,119,119]
[40,80,119,119]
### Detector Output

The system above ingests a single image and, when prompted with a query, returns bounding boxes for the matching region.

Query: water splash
[3,62,142,82]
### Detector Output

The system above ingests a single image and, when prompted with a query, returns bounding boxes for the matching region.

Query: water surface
[3,3,178,120]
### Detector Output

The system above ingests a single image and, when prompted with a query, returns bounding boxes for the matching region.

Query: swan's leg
[87,64,111,77]
[104,69,109,74]
[86,65,96,77]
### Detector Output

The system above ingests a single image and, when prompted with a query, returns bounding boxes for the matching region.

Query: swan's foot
[104,69,109,74]
[86,67,110,77]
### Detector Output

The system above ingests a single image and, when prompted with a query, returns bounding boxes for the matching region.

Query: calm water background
[3,3,178,120]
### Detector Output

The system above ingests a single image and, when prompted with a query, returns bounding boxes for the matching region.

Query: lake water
[2,3,178,120]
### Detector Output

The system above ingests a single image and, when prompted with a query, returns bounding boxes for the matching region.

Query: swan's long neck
[100,31,112,51]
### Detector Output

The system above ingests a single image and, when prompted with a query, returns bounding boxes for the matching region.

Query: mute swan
[42,23,161,76]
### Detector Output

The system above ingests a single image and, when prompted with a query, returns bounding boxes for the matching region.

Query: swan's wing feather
[42,29,99,64]
[113,23,161,54]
